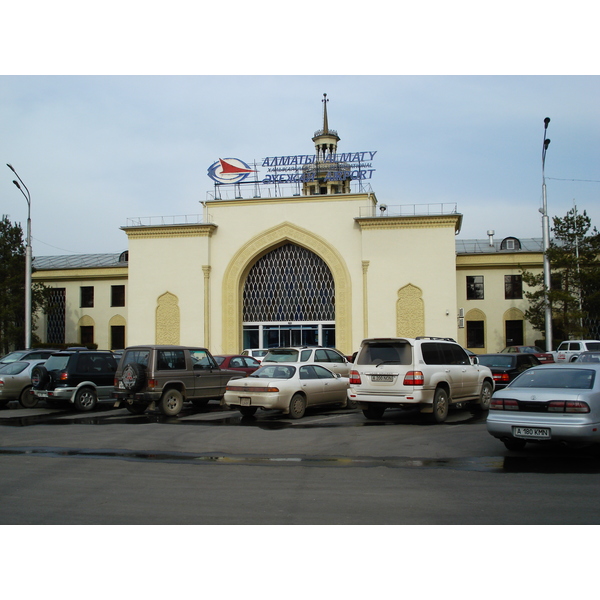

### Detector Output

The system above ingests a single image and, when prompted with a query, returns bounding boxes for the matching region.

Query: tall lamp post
[7,164,32,349]
[541,118,552,352]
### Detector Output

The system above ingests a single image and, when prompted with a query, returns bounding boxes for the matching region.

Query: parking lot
[2,399,600,525]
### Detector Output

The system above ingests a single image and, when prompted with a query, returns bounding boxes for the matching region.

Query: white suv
[348,337,494,423]
[262,347,351,377]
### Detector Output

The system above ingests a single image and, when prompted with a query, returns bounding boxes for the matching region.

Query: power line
[547,177,600,183]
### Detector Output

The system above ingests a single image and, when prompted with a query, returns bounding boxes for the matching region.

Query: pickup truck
[552,340,600,363]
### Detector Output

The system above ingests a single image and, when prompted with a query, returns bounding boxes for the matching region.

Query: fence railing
[125,214,204,227]
[358,203,458,218]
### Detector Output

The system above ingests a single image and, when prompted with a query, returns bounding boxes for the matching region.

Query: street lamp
[7,164,32,349]
[541,118,552,352]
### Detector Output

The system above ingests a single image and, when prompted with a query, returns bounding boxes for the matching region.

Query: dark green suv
[30,350,118,411]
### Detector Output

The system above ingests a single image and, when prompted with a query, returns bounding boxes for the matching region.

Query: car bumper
[347,388,432,406]
[487,412,600,445]
[113,390,161,402]
[223,391,290,411]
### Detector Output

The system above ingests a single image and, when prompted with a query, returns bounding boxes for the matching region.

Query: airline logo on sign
[207,158,256,184]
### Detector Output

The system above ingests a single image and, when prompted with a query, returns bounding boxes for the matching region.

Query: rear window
[0,361,29,375]
[252,365,296,379]
[586,343,600,351]
[477,355,515,369]
[264,349,300,362]
[122,349,150,368]
[356,341,412,366]
[45,355,71,371]
[511,368,595,390]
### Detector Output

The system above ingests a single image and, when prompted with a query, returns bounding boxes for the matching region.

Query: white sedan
[223,362,349,418]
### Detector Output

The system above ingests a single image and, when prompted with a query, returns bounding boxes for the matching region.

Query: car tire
[503,438,527,451]
[476,381,493,411]
[431,387,449,423]
[121,363,147,393]
[18,386,39,408]
[288,394,307,419]
[362,405,385,419]
[159,389,184,416]
[31,365,49,390]
[74,387,97,412]
[239,406,258,417]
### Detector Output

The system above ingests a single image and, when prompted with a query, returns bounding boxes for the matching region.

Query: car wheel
[121,363,147,394]
[18,386,39,408]
[362,405,385,419]
[477,381,493,411]
[431,387,449,423]
[125,403,148,415]
[159,389,184,416]
[31,365,49,390]
[503,438,527,451]
[288,394,306,419]
[239,406,258,417]
[74,387,97,412]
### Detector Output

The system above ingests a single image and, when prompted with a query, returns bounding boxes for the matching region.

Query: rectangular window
[466,276,484,300]
[466,321,485,348]
[80,325,94,346]
[111,285,125,307]
[504,275,523,299]
[80,286,94,308]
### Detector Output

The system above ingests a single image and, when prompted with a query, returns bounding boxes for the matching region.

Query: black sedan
[476,353,541,390]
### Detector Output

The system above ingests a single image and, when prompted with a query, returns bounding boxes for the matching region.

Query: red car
[213,355,261,375]
[499,345,554,363]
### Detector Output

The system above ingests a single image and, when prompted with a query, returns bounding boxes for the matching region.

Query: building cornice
[456,252,544,269]
[356,214,462,232]
[121,224,217,239]
[32,266,129,281]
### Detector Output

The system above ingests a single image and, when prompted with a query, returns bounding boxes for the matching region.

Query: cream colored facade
[121,194,461,355]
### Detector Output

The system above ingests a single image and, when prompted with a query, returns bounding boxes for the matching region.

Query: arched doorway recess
[222,222,352,353]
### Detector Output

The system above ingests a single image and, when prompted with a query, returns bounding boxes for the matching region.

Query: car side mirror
[471,356,479,364]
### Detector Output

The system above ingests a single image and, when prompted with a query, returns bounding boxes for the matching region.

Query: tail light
[349,370,362,385]
[548,400,590,413]
[493,373,510,383]
[147,379,158,390]
[59,371,68,381]
[490,398,519,410]
[404,371,424,386]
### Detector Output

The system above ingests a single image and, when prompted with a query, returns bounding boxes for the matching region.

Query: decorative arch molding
[78,315,95,327]
[396,284,425,338]
[503,307,525,321]
[465,307,487,352]
[156,292,180,345]
[222,221,352,353]
[109,314,126,327]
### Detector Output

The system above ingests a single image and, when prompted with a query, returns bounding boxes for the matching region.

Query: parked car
[223,362,349,418]
[487,363,600,451]
[241,349,268,362]
[499,345,554,363]
[475,353,541,390]
[348,337,494,422]
[213,355,261,375]
[552,340,600,363]
[113,345,244,416]
[576,352,600,363]
[31,350,118,411]
[0,348,58,366]
[0,360,46,408]
[262,347,351,377]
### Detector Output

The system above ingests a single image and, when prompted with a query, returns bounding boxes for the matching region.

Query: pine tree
[522,208,600,344]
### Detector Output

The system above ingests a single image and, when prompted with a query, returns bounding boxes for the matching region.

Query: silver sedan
[0,360,46,408]
[223,362,349,419]
[487,363,600,451]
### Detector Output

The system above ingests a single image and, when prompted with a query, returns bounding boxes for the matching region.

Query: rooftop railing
[125,214,204,227]
[358,203,458,218]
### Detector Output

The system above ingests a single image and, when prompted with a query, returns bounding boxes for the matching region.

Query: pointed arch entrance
[221,222,352,353]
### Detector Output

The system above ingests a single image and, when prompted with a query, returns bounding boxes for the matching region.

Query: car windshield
[477,356,515,369]
[251,365,296,379]
[264,350,299,362]
[0,361,29,375]
[510,368,595,390]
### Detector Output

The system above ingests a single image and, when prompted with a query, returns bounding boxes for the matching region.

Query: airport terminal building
[32,98,543,355]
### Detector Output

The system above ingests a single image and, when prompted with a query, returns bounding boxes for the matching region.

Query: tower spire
[322,93,329,134]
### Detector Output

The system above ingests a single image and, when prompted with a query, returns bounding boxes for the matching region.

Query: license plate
[371,375,394,382]
[240,397,251,406]
[513,426,551,439]
[36,391,48,398]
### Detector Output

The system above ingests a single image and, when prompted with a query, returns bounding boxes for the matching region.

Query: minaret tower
[302,94,351,195]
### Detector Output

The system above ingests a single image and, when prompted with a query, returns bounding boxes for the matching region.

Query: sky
[1,3,598,259]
